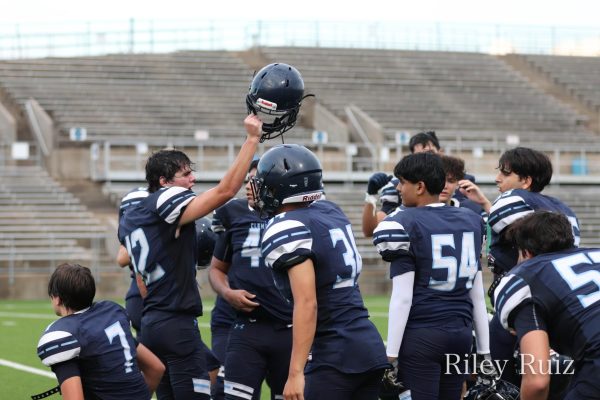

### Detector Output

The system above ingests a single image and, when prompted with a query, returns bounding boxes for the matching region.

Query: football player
[373,152,492,400]
[209,158,293,400]
[362,131,479,237]
[118,191,224,397]
[118,115,262,399]
[117,186,149,335]
[440,155,486,219]
[37,263,165,400]
[494,211,600,399]
[487,147,580,387]
[362,131,441,238]
[257,144,388,400]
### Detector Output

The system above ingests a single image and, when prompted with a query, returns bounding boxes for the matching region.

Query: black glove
[379,360,409,399]
[367,172,392,195]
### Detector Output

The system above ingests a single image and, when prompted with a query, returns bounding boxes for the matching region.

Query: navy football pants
[141,313,211,399]
[398,323,472,400]
[224,317,292,400]
[304,366,385,400]
[211,325,231,400]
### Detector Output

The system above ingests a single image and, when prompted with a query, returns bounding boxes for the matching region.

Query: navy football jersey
[119,187,149,299]
[37,301,149,399]
[118,186,202,317]
[262,200,388,374]
[213,198,292,323]
[210,295,236,330]
[373,204,484,327]
[119,187,149,222]
[488,189,580,274]
[494,248,600,363]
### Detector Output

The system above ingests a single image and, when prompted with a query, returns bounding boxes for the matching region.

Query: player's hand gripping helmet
[246,63,311,142]
[195,217,217,268]
[463,378,520,400]
[251,144,324,217]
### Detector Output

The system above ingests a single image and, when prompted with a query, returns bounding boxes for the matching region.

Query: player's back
[262,200,388,374]
[495,247,600,362]
[213,198,292,322]
[489,189,580,273]
[37,301,149,399]
[119,186,202,317]
[374,205,484,327]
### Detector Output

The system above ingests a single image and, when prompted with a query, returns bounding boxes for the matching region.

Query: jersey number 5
[553,251,600,308]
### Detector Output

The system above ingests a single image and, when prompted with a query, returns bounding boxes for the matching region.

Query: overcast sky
[1,0,598,27]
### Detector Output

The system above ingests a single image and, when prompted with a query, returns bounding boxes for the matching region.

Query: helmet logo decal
[302,193,322,202]
[257,98,277,111]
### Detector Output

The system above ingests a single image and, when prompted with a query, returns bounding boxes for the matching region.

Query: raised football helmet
[246,63,310,142]
[463,378,520,400]
[251,144,324,217]
[195,217,216,268]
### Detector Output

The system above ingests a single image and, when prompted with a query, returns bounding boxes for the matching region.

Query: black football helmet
[251,144,324,217]
[195,217,217,268]
[464,378,520,400]
[246,63,310,142]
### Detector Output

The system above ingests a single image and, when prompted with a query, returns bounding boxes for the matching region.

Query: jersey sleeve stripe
[494,275,532,330]
[121,189,149,203]
[262,219,306,242]
[491,209,534,233]
[373,220,410,260]
[39,348,81,367]
[264,238,313,268]
[156,190,196,224]
[489,195,534,232]
[37,330,81,366]
[37,330,73,347]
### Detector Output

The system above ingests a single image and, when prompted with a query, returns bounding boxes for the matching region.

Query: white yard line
[0,311,211,328]
[0,358,55,378]
[0,311,57,319]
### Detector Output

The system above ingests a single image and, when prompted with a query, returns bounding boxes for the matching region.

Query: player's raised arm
[179,114,262,226]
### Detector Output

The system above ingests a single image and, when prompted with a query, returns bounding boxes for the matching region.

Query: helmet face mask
[252,144,324,217]
[464,379,520,400]
[246,63,309,142]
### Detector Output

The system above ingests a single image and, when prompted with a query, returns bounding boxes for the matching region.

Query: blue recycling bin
[571,157,588,176]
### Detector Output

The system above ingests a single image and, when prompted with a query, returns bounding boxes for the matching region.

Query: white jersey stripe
[262,219,306,242]
[265,238,313,268]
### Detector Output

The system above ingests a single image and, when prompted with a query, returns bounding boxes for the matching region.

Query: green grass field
[0,296,390,400]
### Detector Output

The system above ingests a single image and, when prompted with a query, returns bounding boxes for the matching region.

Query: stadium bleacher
[521,54,600,111]
[0,165,111,277]
[2,47,600,297]
[259,47,595,146]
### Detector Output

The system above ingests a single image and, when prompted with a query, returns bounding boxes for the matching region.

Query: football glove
[379,360,409,399]
[367,172,392,195]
